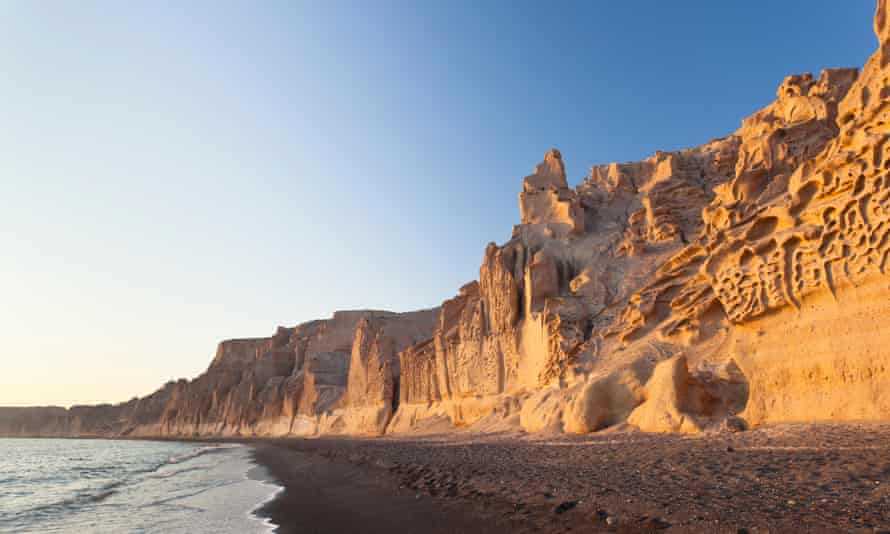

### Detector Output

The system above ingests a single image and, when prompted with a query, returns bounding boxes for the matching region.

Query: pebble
[643,517,672,530]
[606,515,619,526]
[553,500,578,514]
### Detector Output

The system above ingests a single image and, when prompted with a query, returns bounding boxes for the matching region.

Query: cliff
[5,2,890,439]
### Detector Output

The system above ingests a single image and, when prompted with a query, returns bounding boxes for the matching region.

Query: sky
[0,1,877,407]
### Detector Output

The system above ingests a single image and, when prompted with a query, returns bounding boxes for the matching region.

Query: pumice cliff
[1,310,438,438]
[5,1,890,438]
[140,309,440,437]
[391,64,862,435]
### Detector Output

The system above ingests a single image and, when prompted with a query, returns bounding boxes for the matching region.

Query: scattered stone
[722,416,749,433]
[554,501,578,514]
[642,517,672,530]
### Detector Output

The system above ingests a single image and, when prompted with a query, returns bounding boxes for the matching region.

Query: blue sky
[0,1,876,406]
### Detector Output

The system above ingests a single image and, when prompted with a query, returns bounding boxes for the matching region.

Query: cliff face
[6,2,890,439]
[5,310,437,438]
[0,381,179,437]
[144,309,439,437]
[391,68,863,434]
[393,1,888,435]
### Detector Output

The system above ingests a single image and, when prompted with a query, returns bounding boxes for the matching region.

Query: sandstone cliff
[4,310,437,438]
[5,2,890,439]
[142,309,439,437]
[394,1,890,435]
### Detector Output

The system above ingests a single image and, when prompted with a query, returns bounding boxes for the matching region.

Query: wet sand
[252,422,890,533]
[251,441,511,534]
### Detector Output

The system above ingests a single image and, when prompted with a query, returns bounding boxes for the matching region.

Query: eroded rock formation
[13,309,437,438]
[5,2,890,438]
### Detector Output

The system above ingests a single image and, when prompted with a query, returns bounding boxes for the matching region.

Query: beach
[251,423,890,534]
[251,441,508,534]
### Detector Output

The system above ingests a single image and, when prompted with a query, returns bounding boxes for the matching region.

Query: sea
[0,438,283,534]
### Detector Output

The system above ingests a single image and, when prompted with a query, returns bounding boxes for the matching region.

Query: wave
[127,443,240,478]
[74,465,119,479]
[1,485,120,526]
[4,444,240,527]
[142,479,238,508]
[166,444,240,465]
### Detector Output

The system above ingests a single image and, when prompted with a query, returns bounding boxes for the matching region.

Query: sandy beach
[251,423,890,534]
[251,441,510,534]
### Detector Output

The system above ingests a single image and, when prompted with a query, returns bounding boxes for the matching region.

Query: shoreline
[245,436,672,534]
[249,440,516,534]
[245,423,890,534]
[7,422,890,532]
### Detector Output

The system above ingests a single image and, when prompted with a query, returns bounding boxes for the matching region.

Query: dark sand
[251,422,890,533]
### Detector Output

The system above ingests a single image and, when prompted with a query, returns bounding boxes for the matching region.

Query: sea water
[0,438,282,534]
